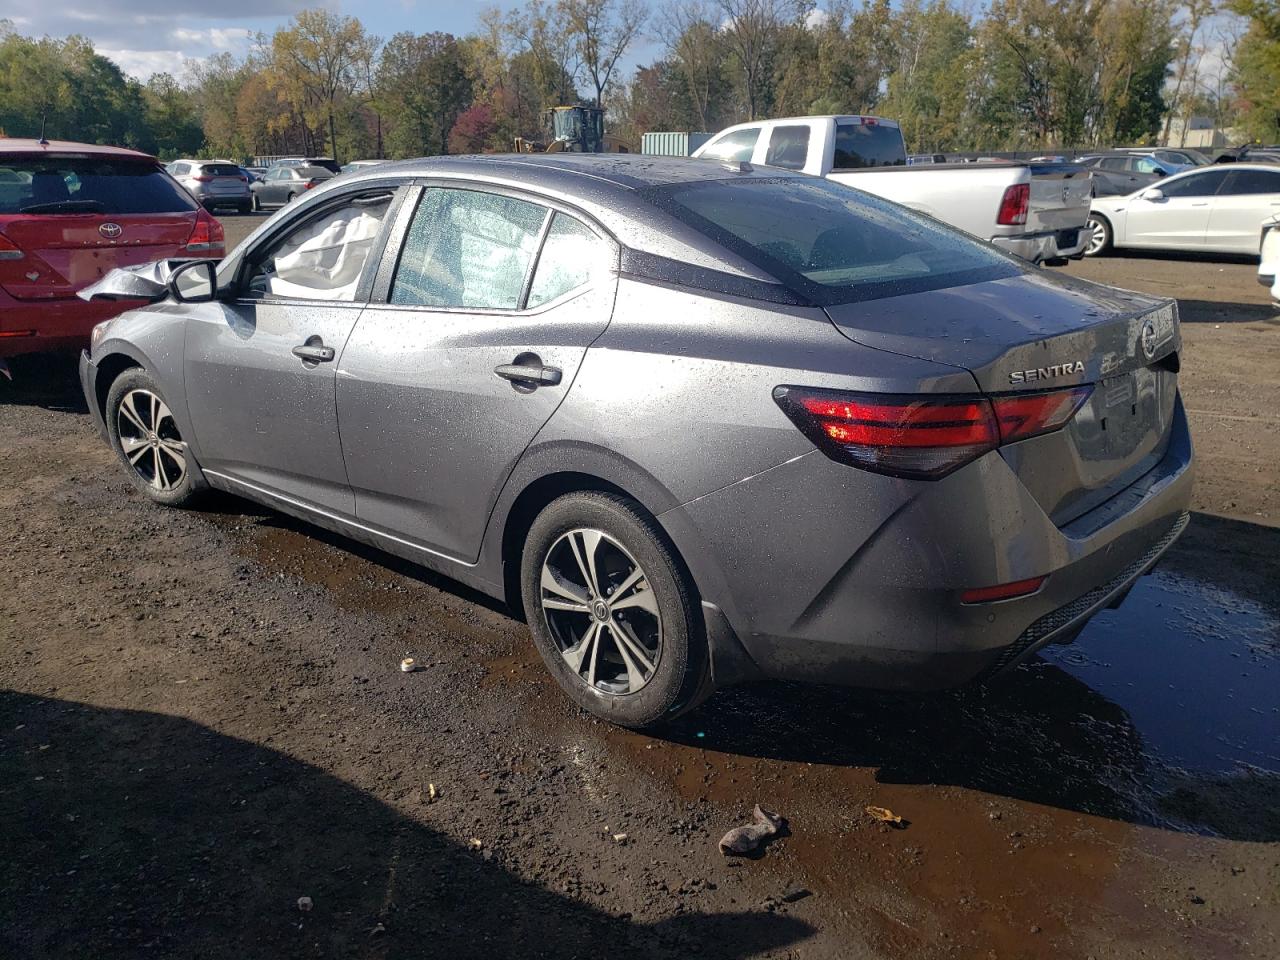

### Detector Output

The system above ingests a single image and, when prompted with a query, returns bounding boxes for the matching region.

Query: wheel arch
[93,347,149,421]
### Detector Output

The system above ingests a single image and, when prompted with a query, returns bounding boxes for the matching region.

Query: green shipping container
[641,132,713,157]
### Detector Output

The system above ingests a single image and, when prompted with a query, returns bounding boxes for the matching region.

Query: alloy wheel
[116,389,188,492]
[1085,216,1108,255]
[539,528,663,696]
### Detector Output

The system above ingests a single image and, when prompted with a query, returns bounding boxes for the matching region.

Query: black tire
[238,202,252,215]
[251,193,261,212]
[1085,214,1112,256]
[286,192,298,204]
[105,368,206,508]
[520,492,712,728]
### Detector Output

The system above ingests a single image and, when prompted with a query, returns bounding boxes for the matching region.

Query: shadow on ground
[0,692,812,960]
[1175,299,1278,324]
[0,353,87,413]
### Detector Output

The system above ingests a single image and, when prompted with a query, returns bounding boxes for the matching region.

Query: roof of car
[345,153,807,191]
[0,138,157,161]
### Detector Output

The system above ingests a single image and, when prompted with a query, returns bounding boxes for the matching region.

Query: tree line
[0,2,1275,163]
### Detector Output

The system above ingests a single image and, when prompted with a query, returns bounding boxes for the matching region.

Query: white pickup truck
[692,115,1093,264]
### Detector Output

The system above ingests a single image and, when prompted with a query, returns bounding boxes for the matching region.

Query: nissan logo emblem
[98,222,122,239]
[1140,319,1158,360]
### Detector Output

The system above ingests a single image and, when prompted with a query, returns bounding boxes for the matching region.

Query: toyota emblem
[98,222,122,239]
[1140,319,1158,360]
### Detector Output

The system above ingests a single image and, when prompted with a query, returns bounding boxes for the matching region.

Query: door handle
[1191,202,1210,207]
[494,362,562,387]
[292,337,335,363]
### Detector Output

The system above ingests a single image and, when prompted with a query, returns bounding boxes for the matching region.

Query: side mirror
[1141,188,1164,201]
[169,260,217,303]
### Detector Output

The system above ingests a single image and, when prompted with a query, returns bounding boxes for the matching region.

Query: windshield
[652,177,1019,304]
[0,157,197,215]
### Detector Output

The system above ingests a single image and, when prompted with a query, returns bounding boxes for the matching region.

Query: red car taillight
[182,209,225,255]
[304,179,320,189]
[773,385,1092,480]
[0,232,22,261]
[996,182,1030,226]
[191,175,214,183]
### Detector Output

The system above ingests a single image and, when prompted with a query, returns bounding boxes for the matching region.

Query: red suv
[0,139,224,359]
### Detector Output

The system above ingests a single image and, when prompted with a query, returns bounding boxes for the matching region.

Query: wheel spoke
[610,617,656,678]
[119,393,147,434]
[607,622,649,692]
[158,439,186,465]
[563,622,600,674]
[568,531,601,596]
[149,392,161,432]
[125,442,150,465]
[152,447,169,490]
[606,583,655,611]
[586,627,601,689]
[541,565,589,605]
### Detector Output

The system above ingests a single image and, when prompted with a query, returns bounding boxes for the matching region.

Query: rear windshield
[833,122,906,169]
[0,157,197,215]
[652,177,1020,304]
[298,166,335,180]
[200,163,243,177]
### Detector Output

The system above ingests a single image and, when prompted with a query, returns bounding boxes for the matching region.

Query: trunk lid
[824,271,1181,525]
[1025,162,1093,233]
[0,212,198,300]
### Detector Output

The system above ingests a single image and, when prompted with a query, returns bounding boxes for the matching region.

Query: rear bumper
[659,394,1194,692]
[0,289,140,359]
[992,226,1088,263]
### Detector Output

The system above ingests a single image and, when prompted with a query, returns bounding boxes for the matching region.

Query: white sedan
[1086,163,1280,257]
[1258,213,1280,300]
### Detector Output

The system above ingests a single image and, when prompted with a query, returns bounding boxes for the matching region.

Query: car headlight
[90,319,113,355]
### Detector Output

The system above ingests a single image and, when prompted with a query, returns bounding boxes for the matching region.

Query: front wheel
[1085,215,1112,256]
[520,492,711,728]
[105,368,205,508]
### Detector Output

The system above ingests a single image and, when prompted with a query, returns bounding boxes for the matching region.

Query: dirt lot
[2,230,1278,959]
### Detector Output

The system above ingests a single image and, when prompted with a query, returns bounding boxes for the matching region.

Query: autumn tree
[562,0,648,108]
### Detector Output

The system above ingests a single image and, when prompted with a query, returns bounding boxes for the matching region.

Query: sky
[0,0,665,81]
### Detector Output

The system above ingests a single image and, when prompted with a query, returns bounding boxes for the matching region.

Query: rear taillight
[304,179,320,189]
[0,233,22,261]
[773,385,1091,480]
[182,210,225,255]
[996,182,1030,226]
[192,175,214,183]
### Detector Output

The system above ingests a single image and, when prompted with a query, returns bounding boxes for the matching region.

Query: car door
[336,183,618,562]
[1121,168,1229,250]
[1206,168,1280,253]
[182,185,404,513]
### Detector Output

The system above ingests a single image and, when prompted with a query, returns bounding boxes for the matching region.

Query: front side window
[245,192,393,301]
[391,188,547,309]
[527,213,613,307]
[1098,157,1128,171]
[765,125,811,170]
[701,128,760,163]
[652,176,1016,304]
[1159,170,1228,198]
[1134,157,1165,175]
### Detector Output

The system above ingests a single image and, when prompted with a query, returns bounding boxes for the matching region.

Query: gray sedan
[78,155,1192,727]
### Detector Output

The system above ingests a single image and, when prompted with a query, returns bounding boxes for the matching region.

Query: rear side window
[0,158,197,214]
[1098,157,1128,171]
[701,128,760,163]
[392,188,547,309]
[765,126,811,170]
[653,176,1016,304]
[1134,157,1165,174]
[527,214,613,307]
[832,122,906,169]
[1220,169,1280,195]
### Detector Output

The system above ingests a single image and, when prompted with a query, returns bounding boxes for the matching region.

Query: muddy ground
[1,235,1277,959]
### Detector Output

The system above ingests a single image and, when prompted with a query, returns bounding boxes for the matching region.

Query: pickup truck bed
[692,116,1093,264]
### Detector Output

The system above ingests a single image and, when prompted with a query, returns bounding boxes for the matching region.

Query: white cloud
[98,48,190,79]
[806,7,830,30]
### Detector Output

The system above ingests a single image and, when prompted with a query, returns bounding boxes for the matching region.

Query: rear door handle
[494,362,562,387]
[292,337,335,363]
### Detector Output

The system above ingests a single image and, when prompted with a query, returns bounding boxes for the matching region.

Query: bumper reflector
[961,576,1046,605]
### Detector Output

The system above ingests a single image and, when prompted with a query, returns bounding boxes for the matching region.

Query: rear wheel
[251,193,262,212]
[1085,214,1112,256]
[237,201,252,214]
[520,492,711,728]
[105,368,205,508]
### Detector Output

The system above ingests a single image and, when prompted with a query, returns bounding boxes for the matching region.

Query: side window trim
[232,182,408,306]
[518,210,557,310]
[368,177,619,314]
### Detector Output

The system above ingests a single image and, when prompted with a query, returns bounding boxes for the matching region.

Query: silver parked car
[77,156,1192,727]
[166,159,252,213]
